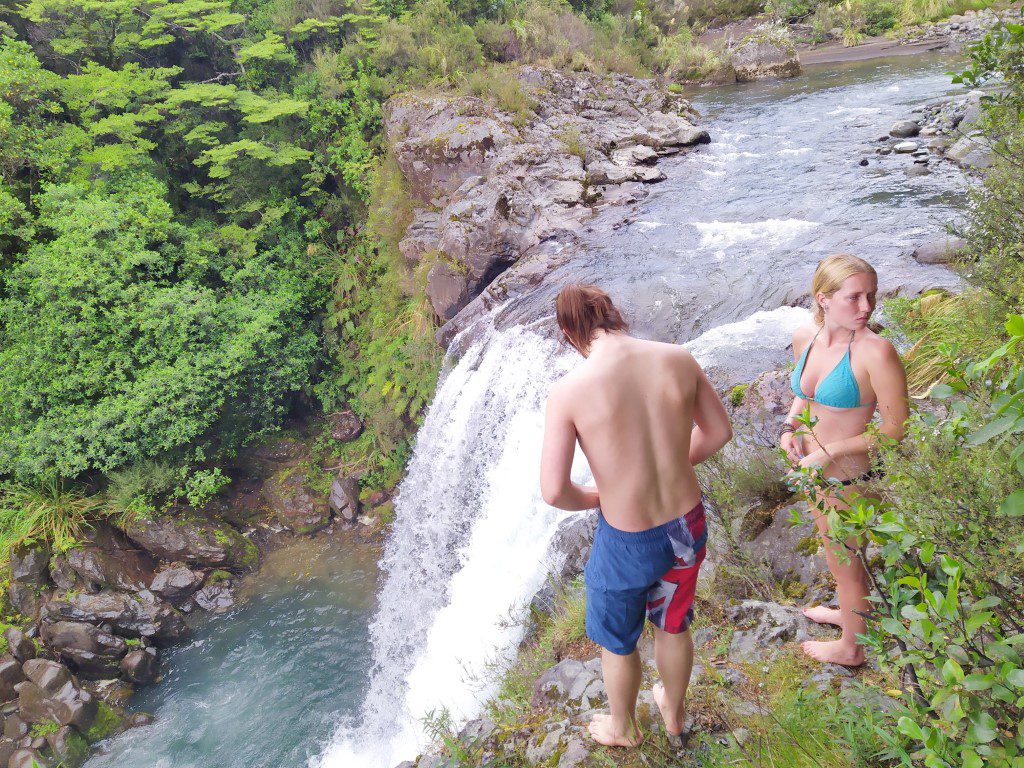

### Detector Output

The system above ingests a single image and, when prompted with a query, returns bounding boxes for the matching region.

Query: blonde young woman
[781,255,908,667]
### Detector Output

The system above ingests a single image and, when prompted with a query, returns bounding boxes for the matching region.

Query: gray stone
[892,141,919,153]
[329,410,364,442]
[889,120,920,138]
[44,726,88,768]
[262,471,331,535]
[742,503,827,589]
[21,660,71,696]
[328,475,360,523]
[41,590,186,646]
[905,165,931,177]
[9,749,50,768]
[726,600,813,662]
[0,657,25,703]
[526,725,565,764]
[119,647,159,685]
[125,513,258,572]
[63,525,157,592]
[456,717,498,745]
[913,236,968,265]
[47,556,78,591]
[1,631,33,666]
[192,583,234,613]
[39,621,128,679]
[2,717,26,740]
[10,544,49,587]
[149,566,203,603]
[0,740,15,768]
[946,135,993,169]
[730,25,801,82]
[6,585,44,623]
[558,736,591,768]
[17,679,96,732]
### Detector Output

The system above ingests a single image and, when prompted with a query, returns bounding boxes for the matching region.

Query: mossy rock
[85,701,123,743]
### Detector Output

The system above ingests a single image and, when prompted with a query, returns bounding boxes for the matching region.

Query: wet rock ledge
[0,410,376,768]
[385,66,711,324]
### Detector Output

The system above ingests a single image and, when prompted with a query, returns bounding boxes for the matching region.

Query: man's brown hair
[555,284,629,355]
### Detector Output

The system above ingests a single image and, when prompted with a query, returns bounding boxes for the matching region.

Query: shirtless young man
[540,284,732,748]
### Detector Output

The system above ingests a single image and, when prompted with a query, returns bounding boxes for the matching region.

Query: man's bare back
[541,332,731,531]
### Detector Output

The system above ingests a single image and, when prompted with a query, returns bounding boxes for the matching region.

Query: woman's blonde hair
[811,254,878,326]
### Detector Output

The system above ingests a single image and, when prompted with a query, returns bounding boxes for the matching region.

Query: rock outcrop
[125,513,258,572]
[385,66,709,321]
[730,25,802,82]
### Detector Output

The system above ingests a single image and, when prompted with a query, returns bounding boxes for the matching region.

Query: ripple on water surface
[83,537,377,768]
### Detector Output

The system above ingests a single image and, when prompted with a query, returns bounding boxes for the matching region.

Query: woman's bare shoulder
[792,323,816,351]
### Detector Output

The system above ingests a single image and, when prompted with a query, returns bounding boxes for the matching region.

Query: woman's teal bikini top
[790,328,873,409]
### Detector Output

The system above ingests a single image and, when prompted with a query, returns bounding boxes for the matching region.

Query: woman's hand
[781,432,804,464]
[798,448,829,472]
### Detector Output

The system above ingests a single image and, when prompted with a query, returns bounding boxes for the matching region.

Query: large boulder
[39,622,128,679]
[10,543,50,587]
[119,648,159,685]
[41,591,186,646]
[912,236,968,265]
[6,584,46,623]
[328,475,360,524]
[329,410,364,442]
[2,629,35,665]
[946,134,993,169]
[149,566,203,604]
[261,471,332,535]
[731,25,801,82]
[728,369,793,442]
[0,656,26,702]
[386,66,708,323]
[63,524,157,592]
[741,503,828,590]
[17,679,96,733]
[124,513,258,572]
[726,600,813,662]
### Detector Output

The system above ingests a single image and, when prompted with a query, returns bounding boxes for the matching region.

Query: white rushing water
[314,323,590,768]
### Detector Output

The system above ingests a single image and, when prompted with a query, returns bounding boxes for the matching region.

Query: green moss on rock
[85,701,123,743]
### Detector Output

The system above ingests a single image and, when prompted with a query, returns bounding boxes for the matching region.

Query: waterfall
[313,321,591,768]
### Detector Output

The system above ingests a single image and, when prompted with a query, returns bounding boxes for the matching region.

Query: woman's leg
[802,490,870,666]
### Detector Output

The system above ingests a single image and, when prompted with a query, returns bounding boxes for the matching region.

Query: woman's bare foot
[802,606,843,626]
[653,683,686,738]
[587,713,643,747]
[801,639,865,667]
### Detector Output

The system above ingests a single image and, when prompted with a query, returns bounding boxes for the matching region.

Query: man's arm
[688,357,733,466]
[540,385,600,510]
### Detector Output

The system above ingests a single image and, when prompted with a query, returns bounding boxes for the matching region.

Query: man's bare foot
[802,606,843,626]
[587,713,643,747]
[801,639,865,667]
[653,683,687,738]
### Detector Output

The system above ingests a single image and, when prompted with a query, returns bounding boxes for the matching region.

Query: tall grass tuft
[0,481,108,563]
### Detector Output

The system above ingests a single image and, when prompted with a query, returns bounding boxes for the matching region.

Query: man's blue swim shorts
[583,500,708,655]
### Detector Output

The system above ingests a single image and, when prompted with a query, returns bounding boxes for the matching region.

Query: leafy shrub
[864,0,899,33]
[0,177,320,482]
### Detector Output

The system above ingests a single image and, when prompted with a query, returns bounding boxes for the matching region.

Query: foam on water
[692,218,821,249]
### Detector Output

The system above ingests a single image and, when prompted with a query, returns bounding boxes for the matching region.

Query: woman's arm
[540,385,600,510]
[689,358,733,466]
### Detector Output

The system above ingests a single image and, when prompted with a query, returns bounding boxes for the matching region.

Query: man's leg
[587,647,642,747]
[652,626,692,736]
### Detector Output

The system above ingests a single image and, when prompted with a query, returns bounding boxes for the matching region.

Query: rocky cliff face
[384,67,710,323]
